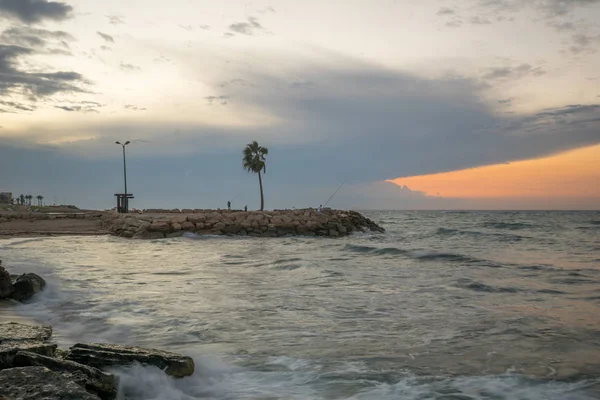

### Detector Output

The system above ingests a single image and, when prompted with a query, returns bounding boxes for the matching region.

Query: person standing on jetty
[318,205,322,214]
[244,205,248,212]
[227,201,231,210]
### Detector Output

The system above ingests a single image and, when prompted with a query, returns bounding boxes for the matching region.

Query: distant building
[0,192,12,204]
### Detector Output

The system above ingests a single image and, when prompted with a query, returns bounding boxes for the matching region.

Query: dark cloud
[290,80,317,89]
[223,32,235,38]
[124,104,147,111]
[482,63,545,80]
[0,44,85,99]
[204,95,228,105]
[547,20,576,31]
[218,78,246,88]
[97,31,114,43]
[568,33,600,54]
[178,24,193,31]
[479,0,600,17]
[198,24,210,30]
[0,99,35,111]
[0,26,73,48]
[257,6,275,14]
[120,62,141,72]
[0,26,74,56]
[54,102,101,113]
[437,7,456,15]
[106,15,124,25]
[446,20,463,28]
[229,17,264,35]
[470,16,492,24]
[498,98,513,105]
[0,0,72,24]
[100,45,111,51]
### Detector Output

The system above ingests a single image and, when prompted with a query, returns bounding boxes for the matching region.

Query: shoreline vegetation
[0,208,385,239]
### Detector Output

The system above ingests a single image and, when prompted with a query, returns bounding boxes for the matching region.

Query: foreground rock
[0,366,101,400]
[15,351,118,400]
[0,323,56,369]
[104,208,385,239]
[66,343,195,378]
[10,273,46,301]
[0,261,12,298]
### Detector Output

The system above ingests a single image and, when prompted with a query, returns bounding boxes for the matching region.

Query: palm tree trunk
[258,170,264,211]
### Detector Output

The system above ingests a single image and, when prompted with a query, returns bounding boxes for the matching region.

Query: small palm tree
[19,194,25,205]
[36,195,43,206]
[25,195,32,206]
[242,141,268,211]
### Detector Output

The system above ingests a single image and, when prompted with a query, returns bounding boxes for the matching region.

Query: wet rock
[66,343,195,378]
[14,351,118,400]
[0,322,57,369]
[0,366,100,400]
[0,322,52,342]
[0,261,12,299]
[9,273,46,301]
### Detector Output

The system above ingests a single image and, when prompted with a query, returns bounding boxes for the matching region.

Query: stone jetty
[103,209,385,239]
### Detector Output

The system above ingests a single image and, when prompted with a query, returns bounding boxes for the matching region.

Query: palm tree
[242,141,268,211]
[36,195,43,206]
[19,194,25,205]
[25,195,32,206]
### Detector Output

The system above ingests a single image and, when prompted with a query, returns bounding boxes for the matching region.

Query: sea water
[1,211,599,399]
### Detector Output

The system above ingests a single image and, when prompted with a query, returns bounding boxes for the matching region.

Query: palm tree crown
[243,141,268,174]
[243,141,268,211]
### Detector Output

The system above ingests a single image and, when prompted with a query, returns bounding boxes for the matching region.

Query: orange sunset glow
[390,144,600,199]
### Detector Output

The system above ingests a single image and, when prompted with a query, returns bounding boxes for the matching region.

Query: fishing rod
[323,181,346,207]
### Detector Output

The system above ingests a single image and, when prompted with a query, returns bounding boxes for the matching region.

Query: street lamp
[115,141,131,212]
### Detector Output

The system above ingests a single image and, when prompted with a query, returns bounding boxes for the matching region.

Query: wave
[435,227,525,241]
[343,244,495,265]
[456,279,519,293]
[111,355,600,400]
[482,222,534,230]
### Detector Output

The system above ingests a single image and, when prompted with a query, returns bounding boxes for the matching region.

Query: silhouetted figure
[244,205,248,212]
[318,204,322,213]
[227,201,231,210]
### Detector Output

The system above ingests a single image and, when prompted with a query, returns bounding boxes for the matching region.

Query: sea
[1,210,599,400]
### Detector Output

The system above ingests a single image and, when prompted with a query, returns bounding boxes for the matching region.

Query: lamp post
[115,141,130,212]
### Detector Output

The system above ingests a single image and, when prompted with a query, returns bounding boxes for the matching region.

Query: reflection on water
[1,211,599,399]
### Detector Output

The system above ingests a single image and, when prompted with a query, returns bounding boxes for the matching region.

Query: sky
[0,0,599,210]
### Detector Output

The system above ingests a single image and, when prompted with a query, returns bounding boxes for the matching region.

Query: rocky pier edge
[103,209,385,239]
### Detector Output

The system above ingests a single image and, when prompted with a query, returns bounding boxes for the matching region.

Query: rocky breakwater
[0,322,195,400]
[103,209,385,239]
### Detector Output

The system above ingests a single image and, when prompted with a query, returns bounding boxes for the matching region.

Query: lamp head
[124,141,131,145]
[115,141,121,145]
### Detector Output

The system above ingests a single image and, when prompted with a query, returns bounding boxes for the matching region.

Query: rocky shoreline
[0,260,195,399]
[0,322,195,399]
[103,209,385,239]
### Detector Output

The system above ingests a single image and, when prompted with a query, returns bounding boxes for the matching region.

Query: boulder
[0,261,12,299]
[213,222,226,231]
[172,222,182,231]
[66,343,195,378]
[10,273,46,302]
[188,214,206,224]
[0,366,100,400]
[181,221,195,231]
[0,323,56,369]
[170,215,187,224]
[149,221,170,232]
[14,351,118,400]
